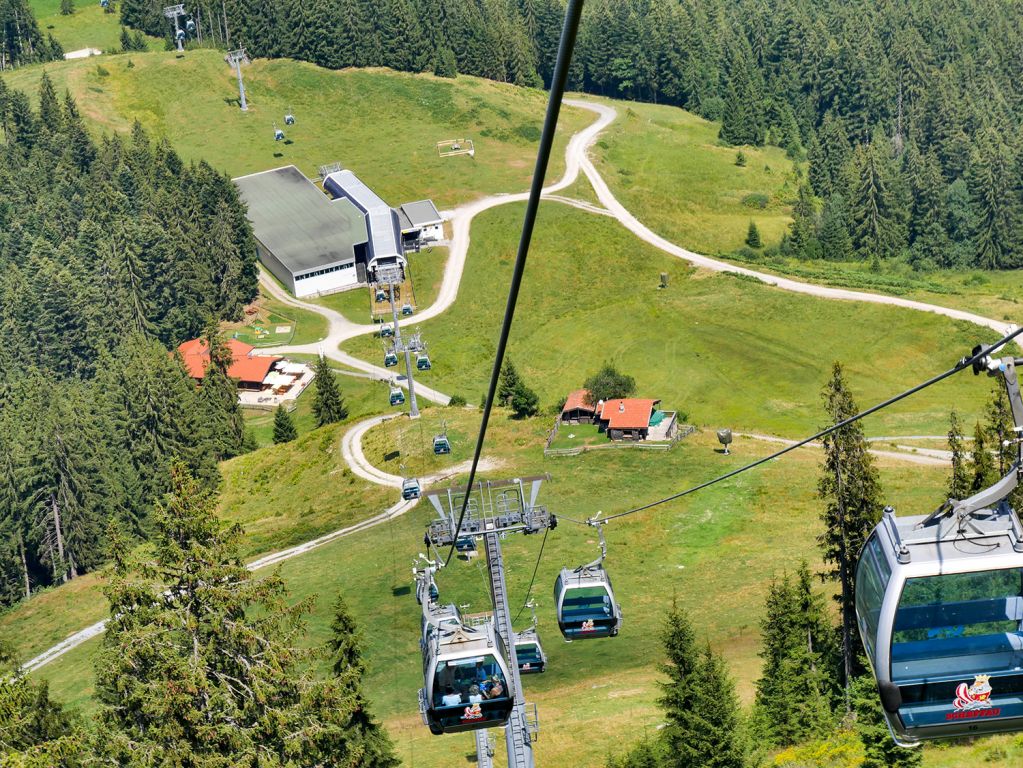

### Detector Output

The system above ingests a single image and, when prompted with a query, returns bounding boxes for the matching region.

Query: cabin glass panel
[890,567,1023,729]
[433,658,509,711]
[855,535,890,660]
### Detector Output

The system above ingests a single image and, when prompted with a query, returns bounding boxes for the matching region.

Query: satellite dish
[716,428,732,455]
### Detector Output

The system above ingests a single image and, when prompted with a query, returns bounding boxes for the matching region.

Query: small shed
[561,389,596,424]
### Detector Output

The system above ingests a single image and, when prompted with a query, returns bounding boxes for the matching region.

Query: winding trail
[21,97,1015,675]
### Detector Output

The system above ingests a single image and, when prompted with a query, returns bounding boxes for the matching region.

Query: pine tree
[788,184,820,258]
[0,640,86,761]
[851,671,922,768]
[272,404,297,444]
[754,563,839,746]
[96,465,389,764]
[327,593,400,767]
[745,220,762,248]
[196,331,246,462]
[818,362,883,688]
[498,358,522,407]
[658,600,744,768]
[947,410,971,500]
[969,421,997,493]
[312,355,348,426]
[510,381,540,419]
[60,0,74,15]
[818,193,854,261]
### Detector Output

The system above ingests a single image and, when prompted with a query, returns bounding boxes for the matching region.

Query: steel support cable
[513,526,549,624]
[444,0,586,566]
[600,326,1023,523]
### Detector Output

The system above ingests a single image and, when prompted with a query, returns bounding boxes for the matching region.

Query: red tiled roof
[561,389,594,414]
[177,338,280,384]
[598,398,659,430]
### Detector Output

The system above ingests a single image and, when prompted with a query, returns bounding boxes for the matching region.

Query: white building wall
[293,264,359,297]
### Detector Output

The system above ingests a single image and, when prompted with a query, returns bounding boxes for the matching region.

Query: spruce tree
[498,358,522,407]
[272,404,297,444]
[96,465,388,765]
[659,600,744,768]
[312,355,348,426]
[818,362,883,688]
[818,193,854,261]
[196,331,246,462]
[327,593,400,768]
[969,421,997,493]
[947,410,971,500]
[754,563,838,746]
[60,0,74,15]
[745,221,762,248]
[851,671,922,768]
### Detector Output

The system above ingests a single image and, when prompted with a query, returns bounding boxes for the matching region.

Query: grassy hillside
[586,96,797,255]
[585,97,1023,321]
[10,410,1012,766]
[343,203,996,438]
[29,0,158,54]
[1,50,590,209]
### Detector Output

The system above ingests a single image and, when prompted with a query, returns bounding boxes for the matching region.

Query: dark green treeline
[0,75,258,609]
[120,0,1023,270]
[1,0,64,69]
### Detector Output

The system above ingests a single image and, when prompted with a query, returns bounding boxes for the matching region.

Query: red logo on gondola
[461,703,483,721]
[946,675,1001,720]
[581,620,595,632]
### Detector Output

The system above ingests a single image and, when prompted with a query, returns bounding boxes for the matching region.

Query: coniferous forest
[117,0,1023,271]
[0,74,258,609]
[1,0,63,69]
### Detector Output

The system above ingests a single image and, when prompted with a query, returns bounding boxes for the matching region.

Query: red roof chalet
[598,399,660,430]
[177,338,281,387]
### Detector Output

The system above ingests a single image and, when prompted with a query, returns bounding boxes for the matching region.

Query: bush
[448,394,466,407]
[742,193,770,209]
[735,151,747,167]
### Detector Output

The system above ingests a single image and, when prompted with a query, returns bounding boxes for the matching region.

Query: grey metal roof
[368,207,404,263]
[234,166,367,274]
[400,199,443,228]
[324,169,387,214]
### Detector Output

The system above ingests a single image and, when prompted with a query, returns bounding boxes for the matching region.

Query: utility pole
[226,48,248,111]
[163,4,186,52]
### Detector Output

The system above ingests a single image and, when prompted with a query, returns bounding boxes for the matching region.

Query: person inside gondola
[483,676,504,699]
[468,684,482,703]
[441,686,462,706]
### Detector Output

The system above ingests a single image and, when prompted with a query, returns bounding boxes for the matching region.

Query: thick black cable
[602,326,1023,523]
[513,526,549,624]
[444,0,586,566]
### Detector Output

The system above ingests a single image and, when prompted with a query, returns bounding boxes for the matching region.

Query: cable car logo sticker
[947,674,1001,720]
[581,619,595,632]
[461,703,483,721]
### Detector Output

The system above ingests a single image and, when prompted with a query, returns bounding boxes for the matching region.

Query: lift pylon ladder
[474,729,496,768]
[425,476,553,768]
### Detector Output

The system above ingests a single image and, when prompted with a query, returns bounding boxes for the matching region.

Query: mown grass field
[9,412,1011,766]
[585,95,797,255]
[343,203,997,439]
[1,51,589,210]
[584,96,1022,322]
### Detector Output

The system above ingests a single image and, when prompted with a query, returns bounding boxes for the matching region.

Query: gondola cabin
[389,386,405,406]
[273,125,285,142]
[417,353,432,371]
[284,111,295,126]
[380,324,394,338]
[433,435,451,455]
[554,564,622,640]
[514,628,547,674]
[384,351,399,367]
[402,302,414,316]
[420,622,514,735]
[402,478,422,501]
[375,288,387,303]
[856,501,1023,746]
[454,536,476,553]
[185,19,196,34]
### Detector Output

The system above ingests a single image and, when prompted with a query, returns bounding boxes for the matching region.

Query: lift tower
[378,271,421,418]
[225,49,249,111]
[425,476,555,768]
[163,4,187,52]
